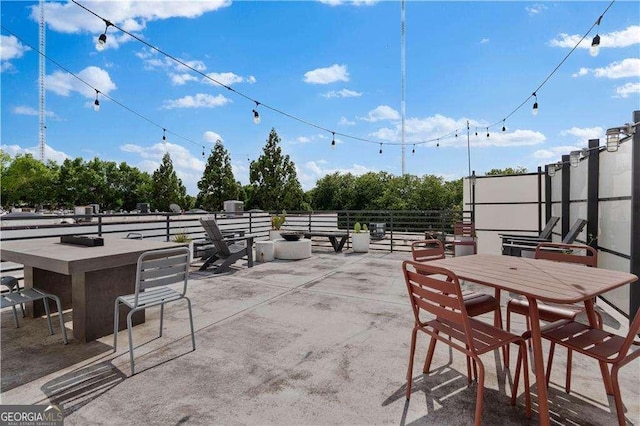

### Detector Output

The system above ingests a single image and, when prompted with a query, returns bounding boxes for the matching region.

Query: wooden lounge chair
[402,260,531,425]
[502,218,587,257]
[198,216,254,273]
[500,216,559,255]
[541,307,640,426]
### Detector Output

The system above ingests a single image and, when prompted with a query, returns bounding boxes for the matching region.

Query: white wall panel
[570,160,588,200]
[598,200,631,255]
[600,140,632,198]
[599,250,631,316]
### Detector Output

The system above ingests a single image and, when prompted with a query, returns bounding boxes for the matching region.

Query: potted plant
[351,222,370,253]
[270,210,286,240]
[172,231,193,261]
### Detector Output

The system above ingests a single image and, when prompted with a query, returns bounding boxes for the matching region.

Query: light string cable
[1,25,204,151]
[71,0,459,148]
[486,0,616,131]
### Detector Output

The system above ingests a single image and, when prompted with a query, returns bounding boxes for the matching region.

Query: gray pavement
[1,249,638,425]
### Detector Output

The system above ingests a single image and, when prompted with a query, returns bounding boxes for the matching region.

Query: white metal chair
[113,247,196,375]
[0,286,68,344]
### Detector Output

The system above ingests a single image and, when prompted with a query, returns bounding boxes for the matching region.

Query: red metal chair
[452,222,477,255]
[541,309,640,426]
[505,242,602,393]
[402,260,530,425]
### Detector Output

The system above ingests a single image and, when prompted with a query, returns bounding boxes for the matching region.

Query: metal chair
[411,239,505,380]
[541,308,640,426]
[402,260,531,425]
[1,275,24,327]
[505,243,602,393]
[113,247,196,375]
[0,286,68,344]
[451,222,477,255]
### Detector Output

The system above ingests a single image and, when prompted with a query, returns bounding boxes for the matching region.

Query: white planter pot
[269,230,282,241]
[352,233,370,253]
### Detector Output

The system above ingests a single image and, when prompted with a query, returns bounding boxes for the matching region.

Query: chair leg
[422,330,439,374]
[186,297,196,351]
[113,298,120,351]
[50,294,68,344]
[505,308,512,366]
[11,305,20,328]
[565,349,572,393]
[406,327,418,400]
[545,342,555,386]
[611,364,626,426]
[159,303,165,338]
[42,297,54,336]
[494,305,508,367]
[512,342,532,417]
[127,309,136,375]
[473,357,485,426]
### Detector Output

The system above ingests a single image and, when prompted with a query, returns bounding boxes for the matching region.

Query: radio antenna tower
[38,0,46,162]
[400,0,406,175]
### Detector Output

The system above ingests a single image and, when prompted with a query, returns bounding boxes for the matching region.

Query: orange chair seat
[462,292,500,317]
[507,299,584,323]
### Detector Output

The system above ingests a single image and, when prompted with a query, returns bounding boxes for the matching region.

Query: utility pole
[39,0,46,163]
[400,0,406,175]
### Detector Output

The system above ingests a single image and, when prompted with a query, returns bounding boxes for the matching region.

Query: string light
[412,144,415,155]
[252,101,260,124]
[331,132,336,149]
[475,128,478,137]
[502,120,506,132]
[93,89,100,112]
[95,19,112,51]
[202,146,205,158]
[379,143,382,154]
[162,128,166,142]
[532,92,539,116]
[486,128,490,138]
[590,16,602,57]
[455,131,458,138]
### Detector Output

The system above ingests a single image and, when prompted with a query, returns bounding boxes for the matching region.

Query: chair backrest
[561,219,588,244]
[132,247,190,307]
[616,307,640,363]
[539,216,560,239]
[454,222,475,237]
[411,239,445,263]
[535,242,597,267]
[402,260,475,351]
[199,216,231,257]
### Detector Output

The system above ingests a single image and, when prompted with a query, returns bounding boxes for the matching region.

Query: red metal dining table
[428,254,638,426]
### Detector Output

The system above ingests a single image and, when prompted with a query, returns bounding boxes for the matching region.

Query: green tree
[196,140,242,211]
[485,167,528,175]
[248,128,306,211]
[308,172,356,210]
[150,152,187,212]
[115,162,153,211]
[1,153,58,208]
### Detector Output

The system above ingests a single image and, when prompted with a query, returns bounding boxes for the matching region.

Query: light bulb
[96,33,107,51]
[93,99,100,112]
[252,109,260,124]
[532,102,539,116]
[590,34,600,57]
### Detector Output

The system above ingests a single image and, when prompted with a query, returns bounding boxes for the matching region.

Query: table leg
[526,296,550,426]
[335,236,347,252]
[328,236,339,251]
[584,298,613,394]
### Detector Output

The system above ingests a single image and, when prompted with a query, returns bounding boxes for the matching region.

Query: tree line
[1,128,469,212]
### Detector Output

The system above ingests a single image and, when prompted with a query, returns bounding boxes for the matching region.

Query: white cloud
[480,38,490,44]
[615,82,640,98]
[171,73,199,85]
[45,66,117,99]
[573,58,640,79]
[318,0,378,6]
[13,105,57,118]
[162,93,231,109]
[322,88,362,98]
[339,116,356,126]
[297,160,372,191]
[550,25,640,50]
[304,64,349,84]
[203,131,223,143]
[560,126,604,143]
[359,105,400,122]
[203,72,257,86]
[295,136,311,144]
[1,143,69,164]
[1,35,31,72]
[533,145,582,160]
[30,0,231,51]
[120,142,205,194]
[526,4,547,15]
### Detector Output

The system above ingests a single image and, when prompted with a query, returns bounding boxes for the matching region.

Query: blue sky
[1,1,639,195]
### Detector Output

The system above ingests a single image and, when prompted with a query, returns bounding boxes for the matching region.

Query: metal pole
[400,0,406,175]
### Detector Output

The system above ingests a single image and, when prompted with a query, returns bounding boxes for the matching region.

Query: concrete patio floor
[1,249,638,425]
